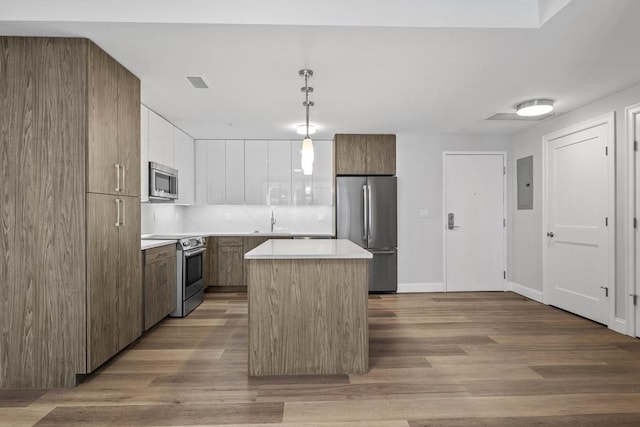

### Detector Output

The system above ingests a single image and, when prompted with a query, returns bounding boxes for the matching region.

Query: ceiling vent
[486,112,555,121]
[185,76,209,89]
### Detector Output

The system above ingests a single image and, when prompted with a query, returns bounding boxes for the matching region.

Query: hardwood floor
[1,291,639,426]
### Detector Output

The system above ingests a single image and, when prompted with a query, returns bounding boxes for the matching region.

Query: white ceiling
[1,0,639,140]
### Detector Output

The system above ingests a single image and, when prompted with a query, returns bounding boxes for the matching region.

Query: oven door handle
[184,247,206,257]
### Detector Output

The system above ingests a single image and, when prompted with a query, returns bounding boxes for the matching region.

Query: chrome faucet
[270,209,276,233]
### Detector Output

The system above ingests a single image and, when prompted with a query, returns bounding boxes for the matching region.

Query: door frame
[442,151,508,292]
[541,112,616,329]
[626,103,640,336]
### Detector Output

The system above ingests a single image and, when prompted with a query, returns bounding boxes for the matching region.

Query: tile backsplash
[141,204,185,235]
[142,203,334,235]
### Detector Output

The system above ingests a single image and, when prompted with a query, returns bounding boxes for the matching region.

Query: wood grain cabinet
[203,236,218,287]
[217,237,244,287]
[87,47,141,197]
[334,134,396,175]
[87,194,142,370]
[143,244,177,330]
[206,236,292,290]
[243,236,269,287]
[1,37,141,388]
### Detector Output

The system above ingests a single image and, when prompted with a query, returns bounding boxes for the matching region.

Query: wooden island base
[247,254,369,376]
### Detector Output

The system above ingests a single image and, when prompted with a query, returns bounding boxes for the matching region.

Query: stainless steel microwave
[149,162,178,201]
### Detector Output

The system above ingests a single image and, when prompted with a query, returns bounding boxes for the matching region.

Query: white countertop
[244,239,372,260]
[141,239,177,250]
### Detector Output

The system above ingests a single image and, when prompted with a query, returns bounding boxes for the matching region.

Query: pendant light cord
[304,70,310,138]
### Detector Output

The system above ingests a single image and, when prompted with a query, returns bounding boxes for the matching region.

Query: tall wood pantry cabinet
[0,37,142,388]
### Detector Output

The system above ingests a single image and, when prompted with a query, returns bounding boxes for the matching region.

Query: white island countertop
[245,239,372,260]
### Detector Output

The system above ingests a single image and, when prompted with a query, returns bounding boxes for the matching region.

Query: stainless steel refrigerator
[337,176,397,292]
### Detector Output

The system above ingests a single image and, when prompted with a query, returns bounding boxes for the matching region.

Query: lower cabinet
[143,244,177,330]
[204,236,218,287]
[87,193,143,372]
[217,237,244,287]
[209,235,290,289]
[243,237,269,287]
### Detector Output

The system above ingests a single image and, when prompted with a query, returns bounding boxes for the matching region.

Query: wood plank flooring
[1,291,639,426]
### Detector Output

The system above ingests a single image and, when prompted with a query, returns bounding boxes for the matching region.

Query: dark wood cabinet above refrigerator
[334,134,396,176]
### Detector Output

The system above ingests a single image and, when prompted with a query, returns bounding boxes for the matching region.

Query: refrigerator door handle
[362,184,369,242]
[367,184,373,241]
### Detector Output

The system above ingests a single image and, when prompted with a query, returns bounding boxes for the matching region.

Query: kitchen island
[244,239,372,376]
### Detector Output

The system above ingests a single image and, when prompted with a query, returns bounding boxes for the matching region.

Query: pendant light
[299,69,314,176]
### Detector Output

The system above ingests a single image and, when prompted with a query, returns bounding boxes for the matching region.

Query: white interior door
[546,122,611,325]
[635,112,640,337]
[444,153,505,291]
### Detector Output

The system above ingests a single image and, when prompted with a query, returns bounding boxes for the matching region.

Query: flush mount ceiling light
[516,99,554,117]
[296,124,316,135]
[299,68,314,176]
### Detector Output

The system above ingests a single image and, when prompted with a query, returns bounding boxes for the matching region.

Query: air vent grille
[486,112,555,121]
[186,76,209,89]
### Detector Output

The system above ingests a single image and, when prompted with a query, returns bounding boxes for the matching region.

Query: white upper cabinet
[140,104,149,202]
[225,141,245,205]
[244,140,268,205]
[292,139,333,205]
[268,140,292,205]
[174,127,195,205]
[193,139,333,206]
[195,140,225,205]
[312,139,333,205]
[148,109,175,168]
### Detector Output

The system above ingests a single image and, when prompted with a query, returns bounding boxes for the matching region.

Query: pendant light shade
[301,136,314,176]
[299,69,315,175]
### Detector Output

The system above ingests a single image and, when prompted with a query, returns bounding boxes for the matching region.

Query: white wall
[396,133,510,288]
[508,83,640,324]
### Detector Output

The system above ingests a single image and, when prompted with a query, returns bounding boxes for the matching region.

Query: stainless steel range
[170,236,206,317]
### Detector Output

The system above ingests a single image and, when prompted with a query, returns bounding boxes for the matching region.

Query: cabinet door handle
[115,164,121,192]
[120,165,126,193]
[115,198,121,227]
[121,198,126,226]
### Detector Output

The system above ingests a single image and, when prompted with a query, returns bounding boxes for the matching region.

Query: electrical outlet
[153,212,158,222]
[317,214,326,222]
[419,209,429,218]
[225,212,232,221]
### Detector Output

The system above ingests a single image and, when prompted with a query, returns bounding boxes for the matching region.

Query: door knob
[546,232,554,238]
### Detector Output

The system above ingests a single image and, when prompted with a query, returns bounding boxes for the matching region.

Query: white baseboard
[397,282,444,293]
[509,281,543,303]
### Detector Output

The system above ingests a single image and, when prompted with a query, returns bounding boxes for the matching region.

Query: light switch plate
[225,213,232,221]
[317,214,326,222]
[419,209,429,218]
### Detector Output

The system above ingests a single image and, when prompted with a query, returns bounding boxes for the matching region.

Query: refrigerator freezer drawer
[369,249,397,293]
